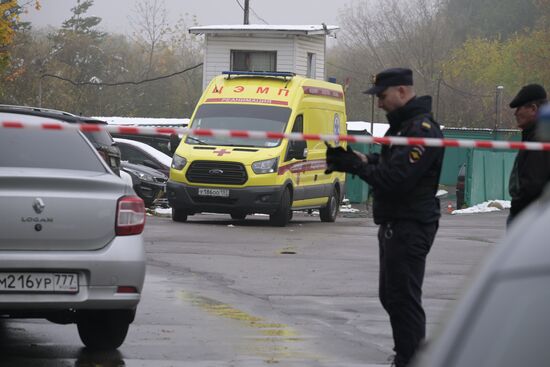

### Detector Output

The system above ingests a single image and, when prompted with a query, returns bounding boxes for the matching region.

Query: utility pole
[38,76,43,107]
[495,85,504,139]
[435,71,443,121]
[243,0,250,25]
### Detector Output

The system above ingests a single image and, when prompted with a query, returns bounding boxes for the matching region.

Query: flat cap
[364,68,413,95]
[509,84,547,108]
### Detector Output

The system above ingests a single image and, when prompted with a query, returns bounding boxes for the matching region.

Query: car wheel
[320,187,340,222]
[77,311,131,350]
[230,213,247,221]
[270,188,291,227]
[172,208,188,222]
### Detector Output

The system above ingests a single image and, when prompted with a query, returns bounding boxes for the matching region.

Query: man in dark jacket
[325,68,444,367]
[508,84,550,225]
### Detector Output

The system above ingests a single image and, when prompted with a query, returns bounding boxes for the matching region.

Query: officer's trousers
[378,219,438,367]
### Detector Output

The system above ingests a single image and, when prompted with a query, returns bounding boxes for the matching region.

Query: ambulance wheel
[231,212,247,221]
[270,188,291,227]
[172,208,188,222]
[320,187,340,222]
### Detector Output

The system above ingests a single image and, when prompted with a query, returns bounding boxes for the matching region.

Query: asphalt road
[0,210,508,367]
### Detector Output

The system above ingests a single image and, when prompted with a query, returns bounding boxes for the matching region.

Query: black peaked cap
[509,84,547,108]
[364,68,413,95]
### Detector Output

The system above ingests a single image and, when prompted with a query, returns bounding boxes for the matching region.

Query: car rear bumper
[0,235,145,311]
[166,180,286,214]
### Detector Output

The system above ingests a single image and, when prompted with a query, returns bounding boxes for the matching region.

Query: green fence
[440,128,521,185]
[345,140,374,203]
[465,149,517,206]
[345,128,521,205]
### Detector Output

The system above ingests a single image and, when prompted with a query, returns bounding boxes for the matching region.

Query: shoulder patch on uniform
[409,145,425,164]
[421,121,431,130]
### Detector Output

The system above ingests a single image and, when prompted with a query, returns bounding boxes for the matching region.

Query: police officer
[325,68,444,367]
[508,84,550,225]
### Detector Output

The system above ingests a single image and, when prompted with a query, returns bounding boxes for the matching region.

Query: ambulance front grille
[186,161,248,185]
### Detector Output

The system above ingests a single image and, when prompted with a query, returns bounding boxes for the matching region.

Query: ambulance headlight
[252,158,278,174]
[171,154,187,170]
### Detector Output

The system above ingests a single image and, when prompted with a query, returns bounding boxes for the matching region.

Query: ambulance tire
[172,208,188,222]
[230,212,247,221]
[270,188,291,227]
[320,187,340,222]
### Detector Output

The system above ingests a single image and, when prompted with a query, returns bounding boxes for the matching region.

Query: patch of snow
[155,208,172,216]
[436,190,448,198]
[189,24,339,33]
[339,204,360,213]
[347,121,447,138]
[443,127,519,132]
[96,116,189,127]
[346,121,389,137]
[114,138,173,168]
[452,200,511,215]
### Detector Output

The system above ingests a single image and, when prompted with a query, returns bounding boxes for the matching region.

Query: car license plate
[0,272,79,293]
[198,188,230,198]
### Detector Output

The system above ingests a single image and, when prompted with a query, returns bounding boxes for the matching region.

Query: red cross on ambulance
[213,149,231,156]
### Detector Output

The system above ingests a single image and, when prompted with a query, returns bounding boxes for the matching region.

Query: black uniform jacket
[509,123,550,218]
[357,96,444,224]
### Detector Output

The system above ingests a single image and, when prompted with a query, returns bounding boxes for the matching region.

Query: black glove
[325,142,363,174]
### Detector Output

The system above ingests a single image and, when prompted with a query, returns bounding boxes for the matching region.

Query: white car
[0,111,146,350]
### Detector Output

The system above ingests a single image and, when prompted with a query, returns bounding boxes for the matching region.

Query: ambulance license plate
[0,272,79,293]
[198,188,230,198]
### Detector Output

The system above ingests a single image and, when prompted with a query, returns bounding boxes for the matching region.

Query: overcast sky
[22,0,353,35]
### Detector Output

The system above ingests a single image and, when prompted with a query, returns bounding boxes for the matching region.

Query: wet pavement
[0,209,508,366]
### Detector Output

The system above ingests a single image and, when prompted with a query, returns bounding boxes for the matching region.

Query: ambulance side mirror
[288,140,307,160]
[169,134,181,155]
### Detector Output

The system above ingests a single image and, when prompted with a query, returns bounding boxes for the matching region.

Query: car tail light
[116,196,146,235]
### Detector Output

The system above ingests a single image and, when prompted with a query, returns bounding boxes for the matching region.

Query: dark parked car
[413,188,550,367]
[121,162,168,207]
[0,105,121,176]
[114,138,171,176]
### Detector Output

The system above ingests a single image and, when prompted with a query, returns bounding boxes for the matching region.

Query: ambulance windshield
[187,104,291,148]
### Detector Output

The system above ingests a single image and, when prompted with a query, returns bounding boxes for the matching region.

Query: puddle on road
[179,291,321,364]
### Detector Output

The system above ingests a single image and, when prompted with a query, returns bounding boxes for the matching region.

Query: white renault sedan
[0,111,146,350]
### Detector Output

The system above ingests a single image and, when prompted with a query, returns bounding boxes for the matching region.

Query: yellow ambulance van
[167,71,347,226]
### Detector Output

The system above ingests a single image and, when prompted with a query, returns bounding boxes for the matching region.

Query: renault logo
[33,198,45,214]
[208,169,224,175]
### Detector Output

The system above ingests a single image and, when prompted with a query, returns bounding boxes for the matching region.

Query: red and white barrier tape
[2,121,550,151]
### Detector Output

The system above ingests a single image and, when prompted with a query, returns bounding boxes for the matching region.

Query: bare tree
[129,0,170,77]
[339,0,453,92]
[333,0,470,123]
